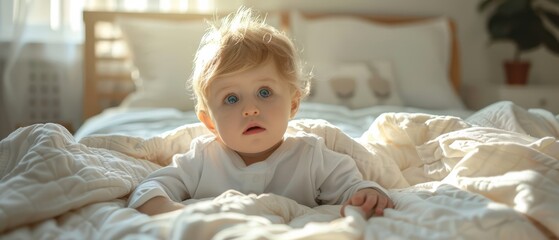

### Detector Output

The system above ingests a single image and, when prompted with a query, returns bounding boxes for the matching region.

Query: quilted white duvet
[1,101,558,239]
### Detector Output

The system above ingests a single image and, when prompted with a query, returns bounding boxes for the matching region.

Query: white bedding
[74,102,474,140]
[1,101,558,239]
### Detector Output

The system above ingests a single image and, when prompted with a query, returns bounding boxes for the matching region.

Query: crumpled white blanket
[0,101,558,239]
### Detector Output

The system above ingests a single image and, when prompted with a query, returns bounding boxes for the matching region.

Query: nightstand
[462,84,559,114]
[498,85,559,113]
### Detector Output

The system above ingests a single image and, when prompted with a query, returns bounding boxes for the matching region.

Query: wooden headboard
[82,10,460,121]
[82,10,219,120]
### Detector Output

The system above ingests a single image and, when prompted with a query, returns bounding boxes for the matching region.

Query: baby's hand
[341,188,394,218]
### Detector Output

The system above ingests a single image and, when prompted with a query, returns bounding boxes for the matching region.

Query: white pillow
[116,17,207,111]
[290,11,465,110]
[306,61,404,109]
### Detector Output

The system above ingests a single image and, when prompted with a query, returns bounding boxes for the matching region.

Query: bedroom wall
[0,44,9,140]
[245,0,559,87]
[0,43,82,140]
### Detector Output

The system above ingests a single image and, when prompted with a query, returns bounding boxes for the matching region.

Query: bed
[1,9,559,239]
[74,10,473,139]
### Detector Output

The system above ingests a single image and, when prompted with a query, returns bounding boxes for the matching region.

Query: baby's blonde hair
[189,7,310,113]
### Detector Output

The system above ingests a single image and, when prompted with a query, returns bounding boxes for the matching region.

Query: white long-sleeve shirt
[128,132,387,208]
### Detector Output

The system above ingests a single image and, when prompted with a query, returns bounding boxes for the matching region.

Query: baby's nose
[243,106,260,117]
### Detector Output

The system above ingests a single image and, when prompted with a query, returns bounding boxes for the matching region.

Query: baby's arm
[341,188,394,218]
[137,196,186,216]
[129,149,200,216]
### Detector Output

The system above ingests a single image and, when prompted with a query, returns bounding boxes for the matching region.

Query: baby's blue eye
[258,88,272,98]
[224,94,239,104]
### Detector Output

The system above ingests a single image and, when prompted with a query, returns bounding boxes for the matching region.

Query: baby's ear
[290,92,301,119]
[198,111,217,134]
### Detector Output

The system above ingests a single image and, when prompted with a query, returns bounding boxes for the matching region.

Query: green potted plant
[478,0,559,84]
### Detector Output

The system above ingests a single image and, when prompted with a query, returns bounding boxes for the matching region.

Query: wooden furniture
[498,85,559,114]
[82,11,220,121]
[463,84,559,114]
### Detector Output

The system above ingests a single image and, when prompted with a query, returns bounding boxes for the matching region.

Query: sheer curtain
[0,0,241,139]
[1,0,85,139]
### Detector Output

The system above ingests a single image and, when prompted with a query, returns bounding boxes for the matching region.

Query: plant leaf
[488,14,515,39]
[542,28,559,55]
[515,10,545,51]
[541,9,559,29]
[491,7,544,51]
[496,0,531,16]
[544,0,559,5]
[478,0,495,12]
[481,0,559,56]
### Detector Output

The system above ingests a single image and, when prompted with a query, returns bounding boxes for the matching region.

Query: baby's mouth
[243,126,265,135]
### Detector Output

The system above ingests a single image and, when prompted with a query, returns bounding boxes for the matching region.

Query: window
[0,0,216,42]
[0,0,85,42]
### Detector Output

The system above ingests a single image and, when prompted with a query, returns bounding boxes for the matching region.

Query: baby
[128,7,394,218]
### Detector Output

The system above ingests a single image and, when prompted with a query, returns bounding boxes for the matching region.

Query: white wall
[0,45,9,139]
[245,0,559,87]
[0,42,82,139]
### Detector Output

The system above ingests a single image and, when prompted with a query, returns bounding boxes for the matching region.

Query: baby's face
[204,60,297,158]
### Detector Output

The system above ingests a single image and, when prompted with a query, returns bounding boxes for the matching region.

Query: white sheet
[1,101,557,239]
[74,102,474,140]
